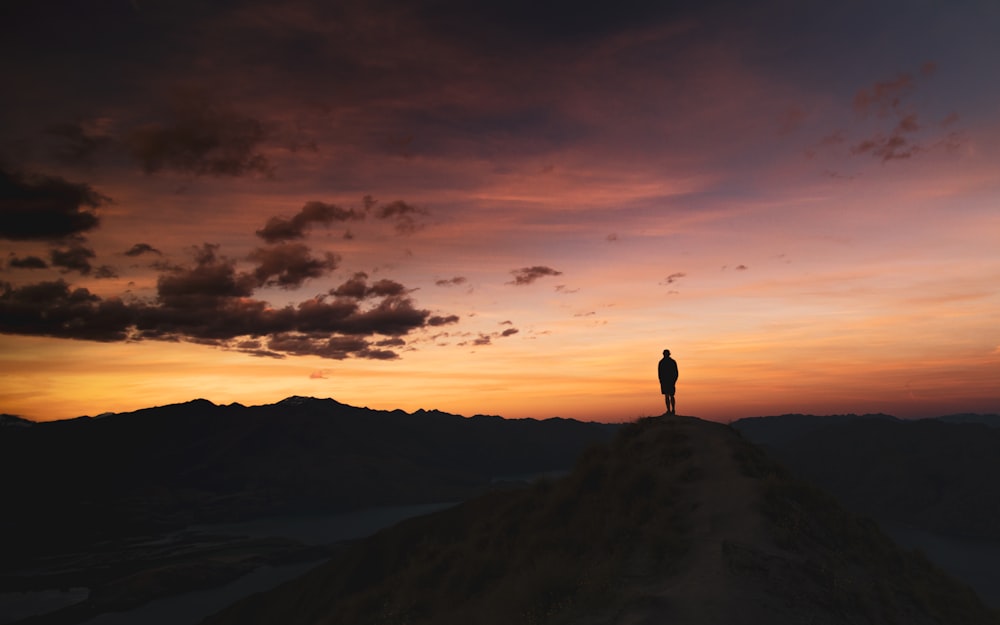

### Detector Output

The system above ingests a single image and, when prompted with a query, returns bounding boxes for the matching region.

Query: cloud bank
[1,184,459,359]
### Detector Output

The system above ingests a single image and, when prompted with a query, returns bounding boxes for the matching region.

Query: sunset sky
[2,0,998,423]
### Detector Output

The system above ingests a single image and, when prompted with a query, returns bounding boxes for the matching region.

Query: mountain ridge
[10,399,997,428]
[202,415,999,625]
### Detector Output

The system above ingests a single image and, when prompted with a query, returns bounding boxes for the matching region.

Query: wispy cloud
[820,64,964,164]
[256,201,365,243]
[435,276,468,287]
[124,243,162,257]
[508,265,563,285]
[660,272,686,286]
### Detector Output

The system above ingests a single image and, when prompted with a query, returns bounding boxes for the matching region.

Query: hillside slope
[202,416,998,625]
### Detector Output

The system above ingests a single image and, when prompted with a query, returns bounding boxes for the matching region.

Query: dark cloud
[0,280,135,342]
[127,96,272,177]
[372,199,430,235]
[357,348,400,360]
[7,255,48,269]
[1,254,460,361]
[435,276,468,287]
[319,295,431,336]
[93,265,119,279]
[661,272,686,285]
[428,314,460,326]
[248,242,339,289]
[149,247,455,353]
[156,244,257,308]
[459,324,519,347]
[331,272,407,299]
[124,243,162,257]
[256,201,365,243]
[0,167,106,241]
[50,243,96,275]
[508,265,563,285]
[241,348,286,359]
[267,333,373,360]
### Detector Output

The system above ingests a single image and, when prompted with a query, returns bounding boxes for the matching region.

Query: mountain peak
[276,395,316,405]
[273,395,347,409]
[205,415,996,625]
[0,413,34,428]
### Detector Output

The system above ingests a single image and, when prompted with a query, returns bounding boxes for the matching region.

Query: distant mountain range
[732,413,1000,541]
[202,415,999,625]
[732,412,1000,447]
[0,396,618,563]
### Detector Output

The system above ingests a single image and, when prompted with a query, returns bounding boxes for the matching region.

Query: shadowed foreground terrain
[203,416,998,625]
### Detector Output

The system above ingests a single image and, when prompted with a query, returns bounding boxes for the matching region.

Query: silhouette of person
[658,349,678,415]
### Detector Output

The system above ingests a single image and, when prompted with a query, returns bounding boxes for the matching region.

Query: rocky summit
[202,415,999,625]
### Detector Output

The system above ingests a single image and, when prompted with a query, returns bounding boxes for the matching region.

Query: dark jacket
[658,356,678,387]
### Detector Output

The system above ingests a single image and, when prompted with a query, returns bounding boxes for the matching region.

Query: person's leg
[668,394,675,414]
[664,394,671,414]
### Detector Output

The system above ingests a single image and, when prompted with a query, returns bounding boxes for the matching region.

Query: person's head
[663,349,670,356]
